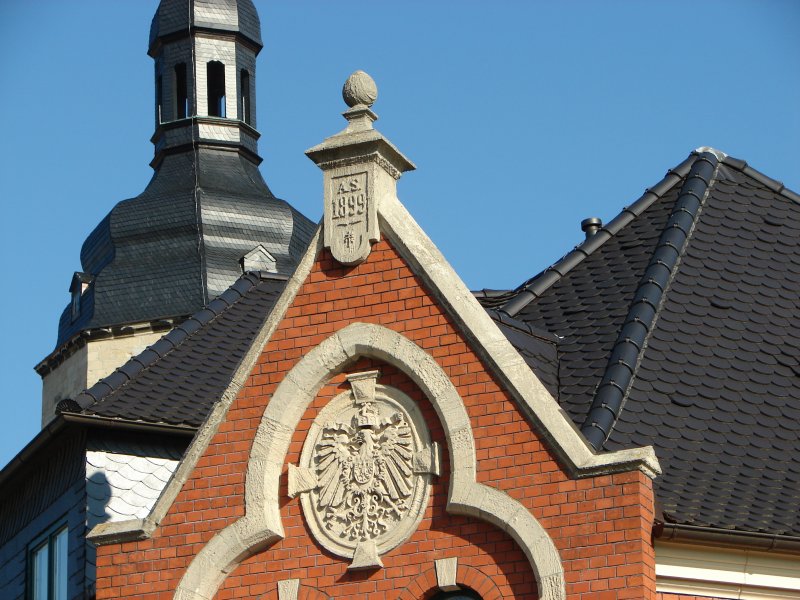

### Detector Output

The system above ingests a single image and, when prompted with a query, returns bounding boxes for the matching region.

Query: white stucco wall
[41,330,167,427]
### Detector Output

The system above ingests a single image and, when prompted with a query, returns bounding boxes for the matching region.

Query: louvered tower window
[207,61,226,117]
[174,63,188,119]
[156,75,163,123]
[240,69,251,124]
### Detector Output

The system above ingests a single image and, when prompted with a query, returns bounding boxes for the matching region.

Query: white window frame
[28,523,68,600]
[656,541,800,599]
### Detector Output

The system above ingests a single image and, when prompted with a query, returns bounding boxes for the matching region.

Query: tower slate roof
[53,0,314,348]
[149,0,262,52]
[57,150,313,346]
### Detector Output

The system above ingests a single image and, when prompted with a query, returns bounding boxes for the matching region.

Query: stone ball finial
[343,70,378,108]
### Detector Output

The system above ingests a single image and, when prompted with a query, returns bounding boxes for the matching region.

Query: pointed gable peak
[306,70,415,266]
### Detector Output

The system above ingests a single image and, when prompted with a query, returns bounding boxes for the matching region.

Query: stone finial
[343,70,378,108]
[306,69,415,266]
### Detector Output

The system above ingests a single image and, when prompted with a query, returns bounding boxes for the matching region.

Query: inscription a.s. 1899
[330,176,367,222]
[325,171,374,265]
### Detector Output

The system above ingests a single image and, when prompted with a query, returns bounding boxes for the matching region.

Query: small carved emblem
[291,371,438,569]
[325,172,376,265]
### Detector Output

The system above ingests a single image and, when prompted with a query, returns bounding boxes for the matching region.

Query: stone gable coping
[175,322,566,600]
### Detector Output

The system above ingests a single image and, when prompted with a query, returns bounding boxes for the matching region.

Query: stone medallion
[289,371,439,569]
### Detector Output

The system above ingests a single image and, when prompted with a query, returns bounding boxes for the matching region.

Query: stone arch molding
[174,322,566,600]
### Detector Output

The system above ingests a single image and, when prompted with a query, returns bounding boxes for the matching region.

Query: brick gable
[95,237,656,599]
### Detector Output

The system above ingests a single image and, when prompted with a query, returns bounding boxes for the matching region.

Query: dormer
[69,272,93,323]
[240,245,277,274]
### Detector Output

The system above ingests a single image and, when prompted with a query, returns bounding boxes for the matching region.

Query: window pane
[175,63,188,119]
[31,543,48,600]
[52,528,68,600]
[207,61,226,117]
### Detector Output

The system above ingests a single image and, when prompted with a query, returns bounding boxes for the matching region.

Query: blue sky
[0,1,798,468]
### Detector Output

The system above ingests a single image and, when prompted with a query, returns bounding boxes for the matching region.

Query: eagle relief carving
[317,401,413,542]
[289,371,439,569]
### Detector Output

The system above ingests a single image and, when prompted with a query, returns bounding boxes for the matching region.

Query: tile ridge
[499,153,697,317]
[71,271,268,414]
[580,152,721,450]
[716,151,800,204]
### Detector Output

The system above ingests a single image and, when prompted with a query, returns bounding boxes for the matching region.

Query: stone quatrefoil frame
[173,322,567,600]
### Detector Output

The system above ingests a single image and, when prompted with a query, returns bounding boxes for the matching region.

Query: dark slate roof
[498,155,694,425]
[61,147,800,539]
[149,0,262,52]
[72,271,287,428]
[486,150,800,538]
[56,148,314,346]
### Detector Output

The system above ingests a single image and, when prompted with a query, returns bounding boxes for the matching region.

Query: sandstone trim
[379,194,661,479]
[175,323,567,600]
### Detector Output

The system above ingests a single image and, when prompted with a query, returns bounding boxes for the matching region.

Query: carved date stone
[327,170,375,265]
[291,371,436,569]
[306,71,415,267]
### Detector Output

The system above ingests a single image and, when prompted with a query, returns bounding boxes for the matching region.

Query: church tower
[36,0,315,426]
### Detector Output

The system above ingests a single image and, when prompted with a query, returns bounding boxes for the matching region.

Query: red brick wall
[95,238,657,599]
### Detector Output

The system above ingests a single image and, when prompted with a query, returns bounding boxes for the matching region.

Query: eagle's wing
[316,423,353,508]
[377,416,414,500]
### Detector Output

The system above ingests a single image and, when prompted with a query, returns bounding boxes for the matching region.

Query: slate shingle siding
[0,430,90,600]
[149,0,262,50]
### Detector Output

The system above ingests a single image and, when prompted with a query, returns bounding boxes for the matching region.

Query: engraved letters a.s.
[325,171,376,265]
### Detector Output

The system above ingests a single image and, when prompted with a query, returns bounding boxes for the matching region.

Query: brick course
[95,238,657,599]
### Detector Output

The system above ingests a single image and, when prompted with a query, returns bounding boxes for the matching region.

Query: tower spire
[148,0,263,166]
[38,0,315,426]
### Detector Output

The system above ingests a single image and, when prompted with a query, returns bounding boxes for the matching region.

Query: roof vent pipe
[581,217,602,239]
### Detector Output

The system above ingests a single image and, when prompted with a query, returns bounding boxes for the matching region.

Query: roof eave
[0,413,193,493]
[656,522,800,556]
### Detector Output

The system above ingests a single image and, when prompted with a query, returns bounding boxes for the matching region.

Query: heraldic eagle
[314,402,415,541]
